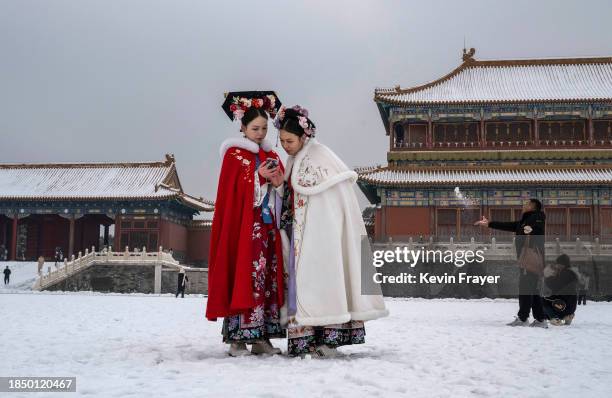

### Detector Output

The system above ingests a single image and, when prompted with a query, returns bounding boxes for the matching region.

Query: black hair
[529,198,543,212]
[241,107,268,127]
[279,117,306,137]
[555,253,570,268]
[278,108,314,137]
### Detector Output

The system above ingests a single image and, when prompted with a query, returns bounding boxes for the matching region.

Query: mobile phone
[266,159,278,169]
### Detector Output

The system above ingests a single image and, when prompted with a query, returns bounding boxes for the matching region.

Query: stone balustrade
[33,246,184,292]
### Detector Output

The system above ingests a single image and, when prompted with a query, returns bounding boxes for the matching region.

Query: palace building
[0,154,214,264]
[357,49,612,242]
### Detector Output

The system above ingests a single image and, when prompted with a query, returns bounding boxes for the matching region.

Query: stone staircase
[33,246,184,292]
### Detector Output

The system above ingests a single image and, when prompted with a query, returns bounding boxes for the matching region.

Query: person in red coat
[207,91,286,357]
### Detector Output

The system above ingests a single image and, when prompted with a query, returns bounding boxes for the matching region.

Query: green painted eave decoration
[387,149,612,162]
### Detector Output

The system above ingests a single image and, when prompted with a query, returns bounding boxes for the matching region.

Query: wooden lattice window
[118,216,159,251]
[489,208,522,241]
[433,122,479,147]
[601,208,612,242]
[485,121,532,146]
[593,120,612,145]
[569,208,592,239]
[436,208,481,241]
[407,124,427,148]
[436,209,457,239]
[539,120,586,146]
[460,208,481,240]
[546,208,567,240]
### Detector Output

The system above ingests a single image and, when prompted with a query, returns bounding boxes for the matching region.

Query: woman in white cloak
[274,105,388,358]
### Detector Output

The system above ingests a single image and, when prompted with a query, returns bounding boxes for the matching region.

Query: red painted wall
[75,217,101,253]
[376,206,432,239]
[187,228,211,265]
[0,217,6,247]
[24,216,69,260]
[375,208,382,241]
[159,219,188,253]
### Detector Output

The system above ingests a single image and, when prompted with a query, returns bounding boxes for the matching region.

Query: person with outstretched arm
[475,199,548,328]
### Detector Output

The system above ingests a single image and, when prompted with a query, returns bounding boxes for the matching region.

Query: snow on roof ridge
[358,165,612,186]
[375,51,612,103]
[0,162,168,170]
[0,154,175,169]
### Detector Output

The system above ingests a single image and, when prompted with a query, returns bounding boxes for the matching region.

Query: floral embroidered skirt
[222,211,286,344]
[287,320,365,356]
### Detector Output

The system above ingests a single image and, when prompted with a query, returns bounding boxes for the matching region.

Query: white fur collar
[284,138,315,181]
[219,137,274,158]
[285,137,317,181]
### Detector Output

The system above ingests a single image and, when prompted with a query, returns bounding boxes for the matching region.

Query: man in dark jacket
[475,198,547,328]
[176,266,189,298]
[3,266,11,285]
[542,254,578,325]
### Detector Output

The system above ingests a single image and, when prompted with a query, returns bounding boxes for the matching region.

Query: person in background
[475,199,547,328]
[176,266,189,298]
[577,271,590,305]
[54,247,63,266]
[37,255,45,275]
[3,265,11,285]
[542,254,579,325]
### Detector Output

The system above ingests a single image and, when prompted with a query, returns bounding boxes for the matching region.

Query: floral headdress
[221,91,282,122]
[273,105,316,137]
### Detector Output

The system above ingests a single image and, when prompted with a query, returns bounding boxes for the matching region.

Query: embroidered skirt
[287,320,365,356]
[222,208,286,343]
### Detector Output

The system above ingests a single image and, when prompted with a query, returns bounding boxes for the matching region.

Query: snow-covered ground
[0,261,38,292]
[1,288,611,398]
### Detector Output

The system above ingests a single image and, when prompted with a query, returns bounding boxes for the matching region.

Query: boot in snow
[507,317,529,326]
[529,319,549,328]
[313,344,339,359]
[228,342,252,357]
[251,339,282,355]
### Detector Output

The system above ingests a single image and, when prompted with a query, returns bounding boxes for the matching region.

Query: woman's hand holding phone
[258,159,283,187]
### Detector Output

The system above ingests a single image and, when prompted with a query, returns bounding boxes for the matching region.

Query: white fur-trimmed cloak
[282,138,389,326]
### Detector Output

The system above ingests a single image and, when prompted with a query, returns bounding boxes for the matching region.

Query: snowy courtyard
[1,262,611,397]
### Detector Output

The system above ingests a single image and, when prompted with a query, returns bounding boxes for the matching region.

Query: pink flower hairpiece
[230,94,277,121]
[273,105,316,137]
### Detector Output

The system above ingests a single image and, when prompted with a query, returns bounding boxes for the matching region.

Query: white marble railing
[33,246,181,291]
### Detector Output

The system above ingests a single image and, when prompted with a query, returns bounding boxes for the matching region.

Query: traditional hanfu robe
[278,138,388,356]
[206,137,286,343]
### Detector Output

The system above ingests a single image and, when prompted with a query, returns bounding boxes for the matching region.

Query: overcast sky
[2,0,612,207]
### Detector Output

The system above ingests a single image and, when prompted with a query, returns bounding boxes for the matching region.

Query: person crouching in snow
[206,91,286,357]
[542,254,579,326]
[274,105,389,358]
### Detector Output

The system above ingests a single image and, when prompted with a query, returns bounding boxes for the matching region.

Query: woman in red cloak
[206,91,286,357]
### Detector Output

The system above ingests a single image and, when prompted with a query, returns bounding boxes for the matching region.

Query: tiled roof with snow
[358,165,612,186]
[375,51,612,105]
[0,155,214,211]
